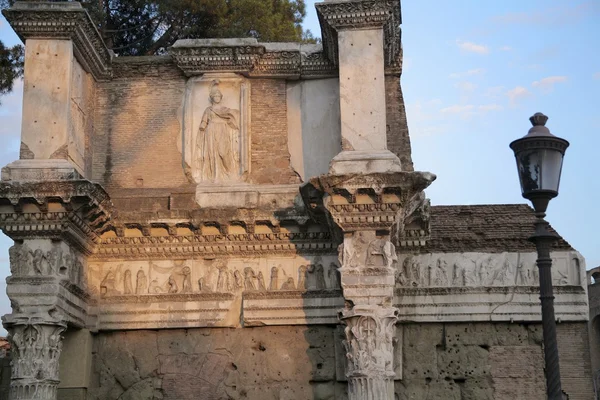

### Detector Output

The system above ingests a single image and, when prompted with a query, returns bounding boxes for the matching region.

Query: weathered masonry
[0,1,593,399]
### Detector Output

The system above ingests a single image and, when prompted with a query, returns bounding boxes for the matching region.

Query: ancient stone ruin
[0,0,593,399]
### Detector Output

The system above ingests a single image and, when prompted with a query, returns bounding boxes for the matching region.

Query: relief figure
[32,249,47,275]
[257,271,266,291]
[281,277,295,290]
[328,263,341,289]
[194,79,240,182]
[167,275,179,293]
[431,259,448,287]
[136,269,148,294]
[216,263,230,292]
[233,269,243,290]
[244,267,257,291]
[123,269,133,294]
[182,266,192,293]
[46,246,61,276]
[297,265,307,290]
[269,266,279,291]
[308,263,326,290]
[100,268,121,296]
[452,263,465,286]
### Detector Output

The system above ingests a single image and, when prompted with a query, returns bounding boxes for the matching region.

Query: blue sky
[0,0,598,323]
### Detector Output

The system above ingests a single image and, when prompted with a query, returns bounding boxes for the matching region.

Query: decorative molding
[316,0,403,74]
[3,2,112,80]
[170,39,337,78]
[0,180,113,254]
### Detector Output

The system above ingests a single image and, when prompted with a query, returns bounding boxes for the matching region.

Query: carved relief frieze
[394,251,584,289]
[89,255,341,299]
[3,2,112,80]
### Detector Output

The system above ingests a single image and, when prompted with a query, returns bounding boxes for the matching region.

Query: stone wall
[86,322,593,400]
[87,326,343,400]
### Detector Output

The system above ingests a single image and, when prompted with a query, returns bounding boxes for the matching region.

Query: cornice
[169,39,338,79]
[3,2,112,80]
[316,0,403,75]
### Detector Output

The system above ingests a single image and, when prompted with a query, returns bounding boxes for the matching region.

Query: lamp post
[510,112,569,400]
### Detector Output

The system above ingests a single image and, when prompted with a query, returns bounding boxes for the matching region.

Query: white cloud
[500,46,512,51]
[478,104,503,112]
[485,86,505,98]
[455,81,477,92]
[593,72,600,80]
[441,105,475,114]
[506,86,532,105]
[467,68,485,75]
[531,76,568,92]
[456,40,490,55]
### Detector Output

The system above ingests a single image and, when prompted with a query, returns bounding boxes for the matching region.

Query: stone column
[340,306,399,400]
[4,319,66,400]
[0,181,112,400]
[301,172,435,400]
[316,0,403,174]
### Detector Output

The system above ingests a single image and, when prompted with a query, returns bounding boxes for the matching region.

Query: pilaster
[316,0,404,174]
[3,1,112,178]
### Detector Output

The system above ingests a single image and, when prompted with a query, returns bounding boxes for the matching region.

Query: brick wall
[557,322,595,399]
[92,62,189,189]
[249,79,300,185]
[385,75,414,172]
[92,62,300,191]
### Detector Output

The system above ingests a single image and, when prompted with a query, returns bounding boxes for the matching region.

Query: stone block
[402,324,443,380]
[57,388,86,400]
[59,329,93,390]
[436,345,490,380]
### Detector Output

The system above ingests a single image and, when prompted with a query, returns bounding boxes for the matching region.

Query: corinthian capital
[7,321,66,400]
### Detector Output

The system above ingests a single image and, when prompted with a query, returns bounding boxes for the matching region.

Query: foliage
[0,0,315,101]
[0,39,23,103]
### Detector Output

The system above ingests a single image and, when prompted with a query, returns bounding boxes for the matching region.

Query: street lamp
[510,112,569,400]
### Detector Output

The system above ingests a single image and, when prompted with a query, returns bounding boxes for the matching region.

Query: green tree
[0,40,23,103]
[0,0,314,100]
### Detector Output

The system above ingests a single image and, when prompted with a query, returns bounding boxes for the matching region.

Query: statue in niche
[181,266,193,293]
[136,269,148,294]
[257,272,266,291]
[308,263,326,290]
[269,266,279,291]
[280,277,295,290]
[100,268,121,296]
[167,275,178,293]
[244,267,257,291]
[297,265,308,290]
[233,269,243,290]
[123,270,133,294]
[216,262,230,292]
[194,80,240,182]
[328,263,341,289]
